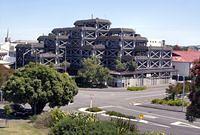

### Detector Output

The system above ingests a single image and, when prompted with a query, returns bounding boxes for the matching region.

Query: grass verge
[0,120,49,135]
[127,86,146,91]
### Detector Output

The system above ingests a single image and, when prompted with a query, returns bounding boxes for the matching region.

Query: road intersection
[62,87,200,135]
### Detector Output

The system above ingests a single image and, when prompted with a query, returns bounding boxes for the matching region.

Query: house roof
[172,51,200,62]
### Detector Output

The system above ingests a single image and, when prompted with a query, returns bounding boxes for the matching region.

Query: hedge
[151,99,189,106]
[106,111,136,119]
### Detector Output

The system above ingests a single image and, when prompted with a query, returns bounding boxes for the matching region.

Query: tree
[186,59,200,122]
[60,61,70,72]
[126,60,137,71]
[166,82,191,100]
[2,62,78,114]
[115,59,126,72]
[173,45,182,51]
[77,56,110,88]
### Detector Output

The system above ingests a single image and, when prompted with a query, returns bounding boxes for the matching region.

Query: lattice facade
[16,18,174,85]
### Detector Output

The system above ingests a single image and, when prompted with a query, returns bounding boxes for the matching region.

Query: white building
[0,34,37,65]
[172,51,200,76]
[147,39,165,47]
[0,40,16,65]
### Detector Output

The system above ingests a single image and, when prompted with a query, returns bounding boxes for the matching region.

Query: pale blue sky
[0,0,199,45]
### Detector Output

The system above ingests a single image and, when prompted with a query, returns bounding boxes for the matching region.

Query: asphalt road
[62,87,200,135]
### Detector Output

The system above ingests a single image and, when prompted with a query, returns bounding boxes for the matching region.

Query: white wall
[172,61,191,76]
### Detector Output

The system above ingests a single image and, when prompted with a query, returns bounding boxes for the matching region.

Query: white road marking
[129,102,142,106]
[171,121,200,129]
[149,122,170,128]
[101,113,149,124]
[133,103,142,106]
[104,106,200,124]
[125,94,165,100]
[144,115,158,119]
[100,105,115,108]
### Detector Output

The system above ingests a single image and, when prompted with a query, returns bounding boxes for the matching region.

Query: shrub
[33,108,67,128]
[33,111,52,128]
[50,108,67,126]
[29,115,37,123]
[50,113,138,135]
[86,107,103,112]
[106,111,136,119]
[127,86,146,91]
[4,104,13,117]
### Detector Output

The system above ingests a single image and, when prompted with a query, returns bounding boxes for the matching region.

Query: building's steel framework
[16,18,174,83]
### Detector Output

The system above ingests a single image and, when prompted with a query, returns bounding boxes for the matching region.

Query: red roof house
[172,50,200,76]
[173,51,200,63]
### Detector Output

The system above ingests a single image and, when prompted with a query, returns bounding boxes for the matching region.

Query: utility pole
[182,76,185,112]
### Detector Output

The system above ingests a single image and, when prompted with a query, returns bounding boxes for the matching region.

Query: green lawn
[0,120,49,135]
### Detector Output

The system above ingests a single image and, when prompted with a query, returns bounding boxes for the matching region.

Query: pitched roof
[172,51,200,62]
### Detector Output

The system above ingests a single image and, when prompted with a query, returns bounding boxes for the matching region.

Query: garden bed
[78,107,105,114]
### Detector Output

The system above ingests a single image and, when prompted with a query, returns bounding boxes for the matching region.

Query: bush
[127,86,146,91]
[50,113,138,135]
[86,107,103,112]
[33,111,52,128]
[4,104,13,117]
[106,111,136,119]
[151,99,189,106]
[33,108,67,128]
[50,108,67,126]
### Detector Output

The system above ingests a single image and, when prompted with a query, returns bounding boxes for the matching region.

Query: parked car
[9,103,32,118]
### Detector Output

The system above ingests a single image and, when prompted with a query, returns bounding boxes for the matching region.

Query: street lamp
[23,49,32,66]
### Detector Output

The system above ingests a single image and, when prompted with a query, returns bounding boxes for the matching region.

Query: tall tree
[186,59,200,122]
[78,56,110,88]
[2,63,78,114]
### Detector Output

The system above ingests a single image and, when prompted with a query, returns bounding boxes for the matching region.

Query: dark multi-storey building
[16,18,175,87]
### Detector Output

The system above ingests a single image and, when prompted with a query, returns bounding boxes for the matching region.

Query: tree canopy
[186,59,200,122]
[77,56,110,88]
[115,59,136,72]
[115,59,126,72]
[2,63,78,114]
